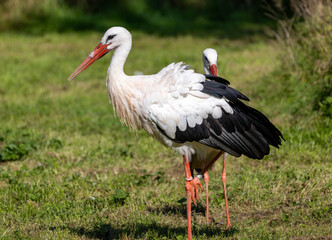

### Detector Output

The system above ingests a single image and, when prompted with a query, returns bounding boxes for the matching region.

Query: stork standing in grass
[199,48,231,227]
[68,27,283,240]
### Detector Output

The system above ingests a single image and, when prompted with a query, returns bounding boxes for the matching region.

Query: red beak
[68,43,109,81]
[209,64,218,76]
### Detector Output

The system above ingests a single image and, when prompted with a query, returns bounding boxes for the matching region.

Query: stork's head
[68,26,132,81]
[202,48,218,76]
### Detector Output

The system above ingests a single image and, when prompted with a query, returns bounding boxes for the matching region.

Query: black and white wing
[148,63,283,159]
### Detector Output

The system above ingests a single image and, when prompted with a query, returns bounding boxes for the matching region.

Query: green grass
[0,31,331,239]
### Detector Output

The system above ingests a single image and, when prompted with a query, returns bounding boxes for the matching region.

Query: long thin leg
[191,151,226,227]
[202,159,210,223]
[191,151,223,224]
[183,155,193,240]
[191,151,223,209]
[204,171,209,223]
[221,153,231,227]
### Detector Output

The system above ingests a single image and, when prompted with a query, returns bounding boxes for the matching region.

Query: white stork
[197,47,231,227]
[203,48,218,76]
[68,27,283,240]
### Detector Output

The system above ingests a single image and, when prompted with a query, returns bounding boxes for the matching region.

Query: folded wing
[148,64,283,159]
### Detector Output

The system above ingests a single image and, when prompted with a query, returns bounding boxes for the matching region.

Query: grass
[0,30,331,240]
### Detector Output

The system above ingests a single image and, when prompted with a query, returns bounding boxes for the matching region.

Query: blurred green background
[0,0,331,239]
[0,0,276,35]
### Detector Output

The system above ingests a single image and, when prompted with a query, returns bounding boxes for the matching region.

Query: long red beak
[68,43,109,81]
[209,64,218,76]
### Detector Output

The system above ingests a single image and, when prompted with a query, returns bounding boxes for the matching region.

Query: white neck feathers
[106,41,142,131]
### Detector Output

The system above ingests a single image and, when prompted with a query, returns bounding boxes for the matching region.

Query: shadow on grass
[66,222,238,239]
[64,201,239,239]
[147,200,207,218]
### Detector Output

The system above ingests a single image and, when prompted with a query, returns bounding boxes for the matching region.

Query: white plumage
[68,27,283,240]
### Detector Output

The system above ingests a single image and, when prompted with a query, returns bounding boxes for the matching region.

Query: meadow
[0,1,331,239]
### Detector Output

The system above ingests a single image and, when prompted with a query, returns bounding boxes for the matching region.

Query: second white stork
[197,47,232,227]
[68,26,283,240]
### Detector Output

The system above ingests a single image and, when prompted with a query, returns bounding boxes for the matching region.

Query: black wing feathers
[172,79,283,160]
[174,119,210,143]
[202,81,250,101]
[204,74,230,85]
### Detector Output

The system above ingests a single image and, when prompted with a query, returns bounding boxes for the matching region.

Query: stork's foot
[192,177,203,205]
[186,177,203,206]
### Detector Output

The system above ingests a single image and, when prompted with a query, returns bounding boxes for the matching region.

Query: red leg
[190,151,226,228]
[183,155,193,240]
[204,171,209,223]
[202,158,210,223]
[221,153,231,227]
[191,151,223,224]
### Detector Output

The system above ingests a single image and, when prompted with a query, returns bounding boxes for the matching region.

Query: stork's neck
[108,41,132,80]
[106,40,143,131]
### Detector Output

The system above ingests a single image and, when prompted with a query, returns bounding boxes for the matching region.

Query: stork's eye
[107,34,116,41]
[204,56,210,66]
